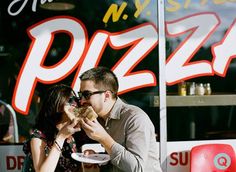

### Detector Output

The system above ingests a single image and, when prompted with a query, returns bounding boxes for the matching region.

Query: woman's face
[56,112,70,130]
[57,93,79,130]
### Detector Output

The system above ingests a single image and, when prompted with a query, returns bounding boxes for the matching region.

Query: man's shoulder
[121,104,151,122]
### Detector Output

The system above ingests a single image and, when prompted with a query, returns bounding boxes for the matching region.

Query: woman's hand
[57,119,81,140]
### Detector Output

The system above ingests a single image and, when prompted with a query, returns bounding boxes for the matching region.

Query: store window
[0,0,159,142]
[165,0,236,141]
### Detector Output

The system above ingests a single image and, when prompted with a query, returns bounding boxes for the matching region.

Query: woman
[22,84,82,172]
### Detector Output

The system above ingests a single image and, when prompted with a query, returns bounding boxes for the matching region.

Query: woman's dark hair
[34,84,74,142]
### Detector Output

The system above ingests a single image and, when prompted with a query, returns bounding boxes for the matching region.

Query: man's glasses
[77,90,106,100]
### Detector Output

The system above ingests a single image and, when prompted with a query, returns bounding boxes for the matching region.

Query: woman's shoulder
[30,129,47,140]
[23,129,48,155]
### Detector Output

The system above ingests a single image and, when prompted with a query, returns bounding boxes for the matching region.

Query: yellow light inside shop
[40,2,75,11]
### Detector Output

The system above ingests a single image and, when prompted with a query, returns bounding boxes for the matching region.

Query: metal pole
[158,0,167,172]
[0,100,19,143]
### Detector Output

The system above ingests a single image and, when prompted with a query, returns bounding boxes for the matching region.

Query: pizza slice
[64,105,98,121]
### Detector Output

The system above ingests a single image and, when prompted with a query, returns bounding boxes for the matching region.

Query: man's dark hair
[80,66,118,98]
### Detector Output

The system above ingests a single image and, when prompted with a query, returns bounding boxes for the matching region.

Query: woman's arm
[31,120,81,172]
[30,136,65,172]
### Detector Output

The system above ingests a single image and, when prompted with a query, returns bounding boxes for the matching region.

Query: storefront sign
[0,144,25,172]
[1,140,236,172]
[167,140,236,172]
[1,1,236,172]
[9,11,236,114]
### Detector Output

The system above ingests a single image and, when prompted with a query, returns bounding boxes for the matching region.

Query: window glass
[165,0,236,141]
[0,0,159,142]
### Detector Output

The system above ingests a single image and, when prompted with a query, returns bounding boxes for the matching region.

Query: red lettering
[17,156,25,170]
[170,152,178,166]
[6,156,16,170]
[179,152,188,165]
[169,152,189,166]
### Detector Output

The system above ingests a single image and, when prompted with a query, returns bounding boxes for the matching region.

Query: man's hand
[80,118,107,142]
[80,118,115,154]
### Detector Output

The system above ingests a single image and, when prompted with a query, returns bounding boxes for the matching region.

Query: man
[79,66,162,172]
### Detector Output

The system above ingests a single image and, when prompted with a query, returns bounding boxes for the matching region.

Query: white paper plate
[71,153,110,164]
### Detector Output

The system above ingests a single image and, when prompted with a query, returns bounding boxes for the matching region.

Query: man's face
[79,80,105,116]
